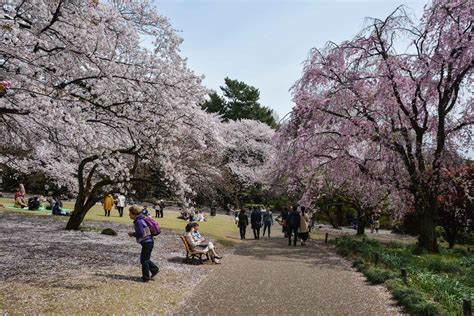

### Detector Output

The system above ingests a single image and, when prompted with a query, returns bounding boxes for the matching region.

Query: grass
[334,235,474,315]
[0,197,239,246]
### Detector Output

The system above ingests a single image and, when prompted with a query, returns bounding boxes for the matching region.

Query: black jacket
[250,210,262,224]
[287,211,301,228]
[238,212,249,227]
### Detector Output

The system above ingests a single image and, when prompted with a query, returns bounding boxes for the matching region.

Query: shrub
[424,257,460,273]
[335,236,472,315]
[387,281,429,313]
[451,248,470,256]
[101,228,117,236]
[380,252,407,269]
[435,226,445,239]
[364,266,396,284]
[335,235,355,248]
[410,271,473,314]
[414,301,445,315]
[352,259,365,272]
[457,231,474,245]
[412,245,428,255]
[337,248,351,257]
[458,255,474,267]
[386,241,402,249]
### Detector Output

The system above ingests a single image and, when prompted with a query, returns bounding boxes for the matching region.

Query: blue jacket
[133,214,153,243]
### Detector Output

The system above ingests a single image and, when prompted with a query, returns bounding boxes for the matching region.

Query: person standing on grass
[128,205,159,282]
[298,206,310,245]
[159,200,165,218]
[262,208,274,238]
[153,202,160,218]
[287,206,300,246]
[237,209,249,240]
[116,193,126,217]
[103,193,114,217]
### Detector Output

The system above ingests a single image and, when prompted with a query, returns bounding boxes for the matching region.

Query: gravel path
[176,231,399,315]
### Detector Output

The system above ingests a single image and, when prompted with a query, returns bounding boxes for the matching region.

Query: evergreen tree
[202,77,278,128]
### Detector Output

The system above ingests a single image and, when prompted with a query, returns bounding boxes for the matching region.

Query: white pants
[198,241,214,251]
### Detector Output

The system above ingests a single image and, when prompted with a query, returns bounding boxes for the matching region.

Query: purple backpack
[144,217,161,236]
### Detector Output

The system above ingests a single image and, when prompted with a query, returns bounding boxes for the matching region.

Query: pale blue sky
[155,0,428,119]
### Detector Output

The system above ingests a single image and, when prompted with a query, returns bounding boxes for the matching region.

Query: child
[128,205,159,282]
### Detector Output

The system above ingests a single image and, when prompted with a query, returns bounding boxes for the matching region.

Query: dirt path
[0,211,225,314]
[176,230,399,315]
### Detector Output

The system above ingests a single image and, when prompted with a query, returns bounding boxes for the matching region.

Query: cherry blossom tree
[217,119,275,207]
[314,165,391,235]
[1,1,276,230]
[0,1,221,229]
[275,0,473,251]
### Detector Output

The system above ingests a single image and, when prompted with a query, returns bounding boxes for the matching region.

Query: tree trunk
[335,204,344,228]
[356,209,365,235]
[445,228,456,249]
[66,192,99,230]
[325,206,338,229]
[417,206,439,253]
[66,207,88,230]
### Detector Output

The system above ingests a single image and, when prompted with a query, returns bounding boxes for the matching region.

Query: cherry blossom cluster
[0,0,275,214]
[271,0,472,228]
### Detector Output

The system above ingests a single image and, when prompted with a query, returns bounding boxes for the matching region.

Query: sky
[154,0,429,120]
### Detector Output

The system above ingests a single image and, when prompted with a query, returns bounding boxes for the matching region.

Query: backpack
[28,197,40,210]
[144,217,161,236]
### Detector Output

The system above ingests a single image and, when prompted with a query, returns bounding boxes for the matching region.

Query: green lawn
[0,197,240,245]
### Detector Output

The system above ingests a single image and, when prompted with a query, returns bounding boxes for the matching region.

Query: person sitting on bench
[185,223,221,264]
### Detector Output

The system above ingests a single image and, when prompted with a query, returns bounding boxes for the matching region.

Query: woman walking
[103,193,114,217]
[128,205,159,282]
[262,208,274,238]
[299,206,310,246]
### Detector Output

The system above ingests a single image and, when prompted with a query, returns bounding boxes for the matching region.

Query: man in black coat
[250,207,263,239]
[287,206,300,246]
[237,209,249,240]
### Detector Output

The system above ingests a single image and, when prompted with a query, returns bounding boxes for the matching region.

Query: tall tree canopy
[1,1,274,230]
[201,77,278,128]
[271,0,473,252]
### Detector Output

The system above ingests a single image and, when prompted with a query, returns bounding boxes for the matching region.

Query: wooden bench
[180,236,210,264]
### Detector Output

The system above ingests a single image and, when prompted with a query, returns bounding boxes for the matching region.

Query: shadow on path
[95,273,143,283]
